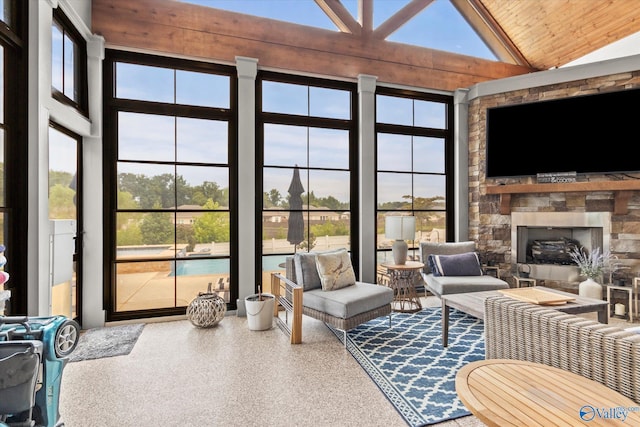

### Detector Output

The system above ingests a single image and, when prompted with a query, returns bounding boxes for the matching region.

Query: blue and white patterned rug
[330,307,484,426]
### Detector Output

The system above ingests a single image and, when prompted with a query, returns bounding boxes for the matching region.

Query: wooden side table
[381,261,423,313]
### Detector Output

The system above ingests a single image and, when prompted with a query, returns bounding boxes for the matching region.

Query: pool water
[170,255,287,276]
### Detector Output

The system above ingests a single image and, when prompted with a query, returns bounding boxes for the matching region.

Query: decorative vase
[186,283,227,328]
[578,277,602,300]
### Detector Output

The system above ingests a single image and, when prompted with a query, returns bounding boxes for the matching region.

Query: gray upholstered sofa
[272,250,393,345]
[484,295,640,403]
[419,241,509,298]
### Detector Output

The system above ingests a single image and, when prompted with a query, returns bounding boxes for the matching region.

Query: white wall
[564,31,640,68]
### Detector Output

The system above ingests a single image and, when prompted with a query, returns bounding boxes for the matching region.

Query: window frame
[256,71,359,279]
[0,0,26,314]
[51,7,88,115]
[103,50,237,321]
[375,87,454,266]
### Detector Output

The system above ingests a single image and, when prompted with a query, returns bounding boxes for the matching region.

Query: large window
[375,88,453,274]
[258,73,357,287]
[104,51,236,320]
[51,8,87,114]
[0,0,26,314]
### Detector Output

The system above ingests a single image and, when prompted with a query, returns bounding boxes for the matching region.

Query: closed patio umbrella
[287,166,305,251]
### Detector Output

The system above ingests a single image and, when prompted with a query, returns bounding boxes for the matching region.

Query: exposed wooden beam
[451,0,531,67]
[92,0,533,90]
[315,0,361,35]
[373,0,435,40]
[359,0,373,35]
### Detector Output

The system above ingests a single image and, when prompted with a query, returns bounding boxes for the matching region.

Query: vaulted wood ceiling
[315,0,640,70]
[459,0,640,69]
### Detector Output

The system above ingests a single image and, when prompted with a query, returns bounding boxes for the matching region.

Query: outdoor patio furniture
[419,241,509,298]
[484,295,640,403]
[270,249,393,345]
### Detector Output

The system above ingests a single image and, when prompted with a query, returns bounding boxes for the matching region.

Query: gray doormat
[68,323,145,363]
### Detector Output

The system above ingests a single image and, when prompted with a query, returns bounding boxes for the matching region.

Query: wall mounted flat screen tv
[486,88,640,178]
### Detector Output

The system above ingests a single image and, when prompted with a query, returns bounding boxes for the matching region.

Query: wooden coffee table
[456,359,640,426]
[441,286,608,347]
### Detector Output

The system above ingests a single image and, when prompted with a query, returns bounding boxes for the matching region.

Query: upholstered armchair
[419,241,509,298]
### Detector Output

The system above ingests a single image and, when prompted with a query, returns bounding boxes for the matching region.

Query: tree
[140,203,173,244]
[268,189,282,207]
[193,199,230,243]
[311,221,349,236]
[176,224,196,252]
[117,225,142,246]
[298,229,316,251]
[48,184,76,219]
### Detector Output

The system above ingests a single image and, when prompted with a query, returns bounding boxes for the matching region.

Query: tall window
[375,88,453,273]
[51,8,87,114]
[258,73,357,286]
[0,0,26,314]
[104,51,236,321]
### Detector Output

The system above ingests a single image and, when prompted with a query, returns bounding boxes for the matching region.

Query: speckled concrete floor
[58,295,634,427]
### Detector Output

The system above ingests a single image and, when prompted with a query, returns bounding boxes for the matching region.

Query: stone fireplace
[511,212,611,283]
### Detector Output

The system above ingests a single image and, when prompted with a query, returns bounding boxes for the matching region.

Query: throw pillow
[427,255,441,277]
[315,248,356,291]
[431,252,483,276]
[293,252,323,291]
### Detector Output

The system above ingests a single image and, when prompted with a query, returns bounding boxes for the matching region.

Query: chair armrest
[271,273,303,344]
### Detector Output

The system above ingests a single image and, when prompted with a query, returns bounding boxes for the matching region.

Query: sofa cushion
[430,252,483,277]
[423,274,509,296]
[315,249,356,291]
[420,241,476,274]
[303,282,393,319]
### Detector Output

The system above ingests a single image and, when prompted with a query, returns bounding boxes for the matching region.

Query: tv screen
[486,88,640,178]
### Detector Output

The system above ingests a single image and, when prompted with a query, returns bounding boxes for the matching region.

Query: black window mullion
[105,50,236,321]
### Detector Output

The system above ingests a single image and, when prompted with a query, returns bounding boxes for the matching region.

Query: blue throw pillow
[431,252,483,276]
[427,255,442,277]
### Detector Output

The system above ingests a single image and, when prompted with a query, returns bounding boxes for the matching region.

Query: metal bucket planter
[245,293,275,331]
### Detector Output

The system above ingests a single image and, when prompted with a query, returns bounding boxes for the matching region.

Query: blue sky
[180,0,496,60]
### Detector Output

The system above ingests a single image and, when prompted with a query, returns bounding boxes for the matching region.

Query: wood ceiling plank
[454,0,529,67]
[481,0,640,69]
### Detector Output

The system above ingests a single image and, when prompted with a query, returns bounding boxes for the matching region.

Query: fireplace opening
[518,226,603,266]
[511,212,610,283]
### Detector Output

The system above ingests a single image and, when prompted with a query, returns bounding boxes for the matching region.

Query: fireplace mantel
[486,180,640,214]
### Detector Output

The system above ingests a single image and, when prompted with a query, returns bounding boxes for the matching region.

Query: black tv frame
[485,87,640,179]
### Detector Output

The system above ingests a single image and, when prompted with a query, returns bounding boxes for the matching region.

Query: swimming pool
[169,255,287,277]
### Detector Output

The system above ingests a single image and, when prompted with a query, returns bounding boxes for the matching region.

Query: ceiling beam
[359,0,373,35]
[373,0,435,40]
[315,0,361,35]
[451,0,530,67]
[93,0,534,91]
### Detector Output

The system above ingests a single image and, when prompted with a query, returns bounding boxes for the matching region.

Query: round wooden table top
[456,359,640,426]
[381,261,424,271]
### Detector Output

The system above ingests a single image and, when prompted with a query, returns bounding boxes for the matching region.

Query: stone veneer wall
[468,70,640,291]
